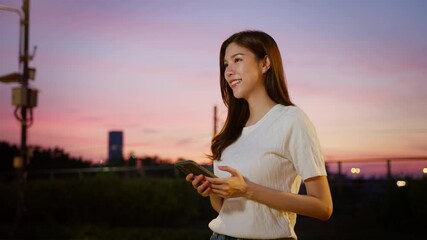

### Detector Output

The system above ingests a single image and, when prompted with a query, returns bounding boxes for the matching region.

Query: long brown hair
[209,30,294,161]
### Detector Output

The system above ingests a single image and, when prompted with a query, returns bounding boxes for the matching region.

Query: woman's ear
[261,55,271,74]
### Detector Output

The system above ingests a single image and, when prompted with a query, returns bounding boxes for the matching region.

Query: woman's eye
[224,63,228,68]
[234,58,242,63]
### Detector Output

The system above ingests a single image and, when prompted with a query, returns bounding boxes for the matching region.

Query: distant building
[108,131,123,166]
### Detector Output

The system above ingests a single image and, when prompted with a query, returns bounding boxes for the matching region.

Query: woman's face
[223,42,265,100]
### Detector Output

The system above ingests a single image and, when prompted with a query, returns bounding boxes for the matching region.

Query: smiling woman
[184,30,332,240]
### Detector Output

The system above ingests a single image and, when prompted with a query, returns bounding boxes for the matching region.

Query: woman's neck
[245,93,276,127]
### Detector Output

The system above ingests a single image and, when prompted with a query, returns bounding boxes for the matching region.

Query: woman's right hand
[186,173,212,197]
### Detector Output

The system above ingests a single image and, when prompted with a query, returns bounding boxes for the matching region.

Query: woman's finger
[192,174,205,188]
[201,187,211,197]
[197,179,209,192]
[218,165,239,177]
[185,173,194,182]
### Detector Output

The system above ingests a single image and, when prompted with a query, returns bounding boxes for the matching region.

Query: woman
[186,30,332,240]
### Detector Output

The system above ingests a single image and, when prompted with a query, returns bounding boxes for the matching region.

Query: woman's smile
[229,79,242,88]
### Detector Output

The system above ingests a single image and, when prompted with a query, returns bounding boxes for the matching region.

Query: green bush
[1,175,211,228]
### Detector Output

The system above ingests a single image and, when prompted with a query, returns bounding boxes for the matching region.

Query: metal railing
[326,157,427,179]
[1,158,426,181]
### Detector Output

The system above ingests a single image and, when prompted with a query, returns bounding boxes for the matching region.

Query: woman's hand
[186,173,212,197]
[206,166,248,199]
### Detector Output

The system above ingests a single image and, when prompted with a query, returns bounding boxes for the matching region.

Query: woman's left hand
[206,166,248,199]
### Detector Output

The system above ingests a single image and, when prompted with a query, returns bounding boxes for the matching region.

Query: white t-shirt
[208,104,327,239]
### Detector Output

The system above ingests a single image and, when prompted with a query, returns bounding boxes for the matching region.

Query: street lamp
[0,72,22,83]
[0,69,36,82]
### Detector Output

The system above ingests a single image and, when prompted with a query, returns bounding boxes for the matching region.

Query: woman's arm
[207,166,333,220]
[209,194,224,213]
[247,175,332,220]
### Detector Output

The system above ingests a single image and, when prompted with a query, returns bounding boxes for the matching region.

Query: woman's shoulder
[275,104,314,127]
[276,104,307,119]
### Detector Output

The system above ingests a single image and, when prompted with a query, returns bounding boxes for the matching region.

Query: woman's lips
[229,79,242,88]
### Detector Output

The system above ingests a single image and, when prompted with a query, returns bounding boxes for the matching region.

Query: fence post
[387,160,392,180]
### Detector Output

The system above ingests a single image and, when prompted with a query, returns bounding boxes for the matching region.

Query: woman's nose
[225,66,234,78]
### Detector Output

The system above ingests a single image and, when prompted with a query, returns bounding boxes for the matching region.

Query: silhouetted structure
[108,131,124,166]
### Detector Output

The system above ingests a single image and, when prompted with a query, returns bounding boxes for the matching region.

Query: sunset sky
[1,0,426,176]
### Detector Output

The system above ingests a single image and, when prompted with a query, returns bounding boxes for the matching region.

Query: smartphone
[174,160,217,178]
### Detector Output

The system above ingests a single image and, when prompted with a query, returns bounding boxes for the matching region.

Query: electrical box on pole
[12,87,38,108]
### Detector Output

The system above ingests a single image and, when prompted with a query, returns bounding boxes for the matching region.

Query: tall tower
[108,131,123,166]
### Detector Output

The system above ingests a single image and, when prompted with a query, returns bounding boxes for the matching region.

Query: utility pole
[21,0,30,171]
[0,0,38,235]
[12,0,31,237]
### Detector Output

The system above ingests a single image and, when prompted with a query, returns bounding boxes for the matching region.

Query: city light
[350,167,361,174]
[396,180,407,188]
[423,168,427,174]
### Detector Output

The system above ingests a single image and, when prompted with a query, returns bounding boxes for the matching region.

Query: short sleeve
[287,109,327,180]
